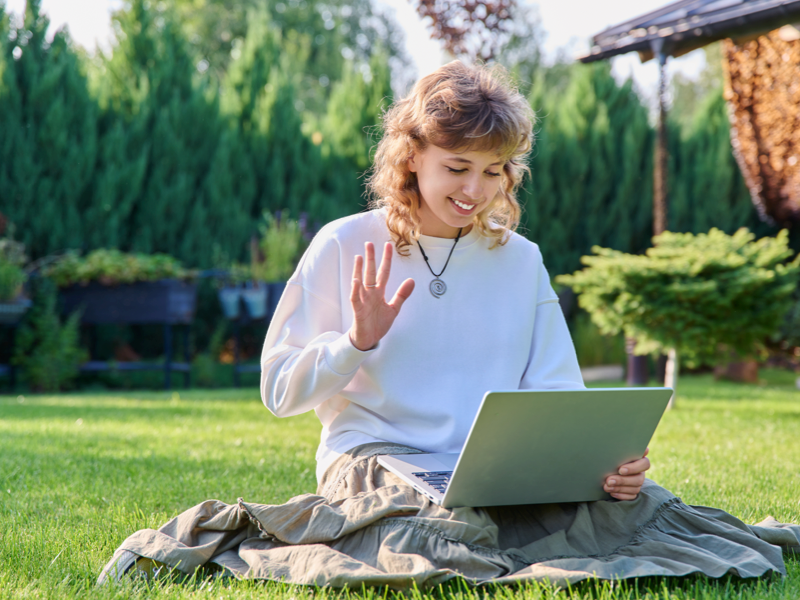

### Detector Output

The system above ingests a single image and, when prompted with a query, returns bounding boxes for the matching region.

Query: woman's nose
[462,175,484,200]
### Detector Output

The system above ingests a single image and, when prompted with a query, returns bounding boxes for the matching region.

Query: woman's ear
[407,153,418,173]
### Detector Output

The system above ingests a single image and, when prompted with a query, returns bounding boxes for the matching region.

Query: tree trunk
[664,347,678,409]
[625,337,649,385]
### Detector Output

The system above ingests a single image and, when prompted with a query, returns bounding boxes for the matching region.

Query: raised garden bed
[58,279,197,389]
[60,279,196,324]
[229,281,286,387]
[0,298,32,387]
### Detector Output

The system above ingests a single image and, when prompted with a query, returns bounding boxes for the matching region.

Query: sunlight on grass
[1,372,799,599]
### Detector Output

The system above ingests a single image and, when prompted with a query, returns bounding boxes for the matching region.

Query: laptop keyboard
[412,471,452,493]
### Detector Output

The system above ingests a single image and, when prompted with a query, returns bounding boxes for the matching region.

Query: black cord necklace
[416,228,462,299]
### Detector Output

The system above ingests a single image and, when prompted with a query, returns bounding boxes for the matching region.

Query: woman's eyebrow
[445,157,502,166]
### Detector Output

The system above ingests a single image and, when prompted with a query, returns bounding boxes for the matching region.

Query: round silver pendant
[429,278,446,298]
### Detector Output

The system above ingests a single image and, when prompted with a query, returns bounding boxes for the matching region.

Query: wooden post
[664,348,678,409]
[625,42,670,388]
[652,40,669,236]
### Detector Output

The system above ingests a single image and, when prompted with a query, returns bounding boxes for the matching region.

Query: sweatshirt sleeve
[519,252,585,391]
[260,231,376,417]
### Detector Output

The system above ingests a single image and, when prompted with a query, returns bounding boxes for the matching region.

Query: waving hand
[348,242,415,351]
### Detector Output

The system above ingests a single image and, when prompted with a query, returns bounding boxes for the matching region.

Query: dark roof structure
[578,0,800,63]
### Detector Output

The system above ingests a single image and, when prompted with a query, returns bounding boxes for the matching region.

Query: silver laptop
[378,387,672,508]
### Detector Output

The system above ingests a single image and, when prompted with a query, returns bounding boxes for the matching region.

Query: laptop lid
[379,387,672,508]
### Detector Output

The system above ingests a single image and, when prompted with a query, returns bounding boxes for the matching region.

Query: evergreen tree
[169,0,408,114]
[100,0,227,267]
[323,51,392,173]
[252,60,324,219]
[220,9,281,133]
[183,126,256,265]
[0,0,98,259]
[522,63,653,276]
[82,110,148,251]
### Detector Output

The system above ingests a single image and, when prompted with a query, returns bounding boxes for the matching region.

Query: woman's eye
[446,167,467,174]
[486,172,501,178]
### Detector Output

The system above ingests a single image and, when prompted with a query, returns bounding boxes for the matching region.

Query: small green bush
[0,223,28,301]
[570,310,626,368]
[12,278,87,392]
[0,260,26,302]
[557,228,800,367]
[252,211,305,282]
[44,249,190,287]
[192,320,228,388]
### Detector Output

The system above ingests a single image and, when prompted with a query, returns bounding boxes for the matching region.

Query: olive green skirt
[98,442,800,588]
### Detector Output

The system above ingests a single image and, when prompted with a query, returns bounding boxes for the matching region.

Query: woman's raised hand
[349,242,415,351]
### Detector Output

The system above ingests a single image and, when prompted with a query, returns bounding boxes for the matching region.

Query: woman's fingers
[376,242,393,288]
[363,242,377,288]
[605,473,645,488]
[605,470,645,499]
[618,456,650,476]
[388,278,415,311]
[609,491,640,501]
[351,254,364,304]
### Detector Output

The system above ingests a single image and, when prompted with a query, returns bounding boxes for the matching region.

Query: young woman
[100,61,798,588]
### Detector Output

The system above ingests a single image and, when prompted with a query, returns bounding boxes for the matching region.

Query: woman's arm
[261,241,413,417]
[518,299,585,391]
[518,249,584,391]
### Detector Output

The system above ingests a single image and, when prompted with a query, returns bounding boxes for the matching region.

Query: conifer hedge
[0,0,781,280]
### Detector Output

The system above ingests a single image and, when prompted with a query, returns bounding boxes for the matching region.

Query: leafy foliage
[669,91,774,239]
[523,63,654,277]
[558,228,800,367]
[191,319,228,388]
[12,277,87,392]
[0,260,25,302]
[253,212,306,282]
[44,249,189,287]
[0,0,98,260]
[0,221,27,301]
[168,0,407,110]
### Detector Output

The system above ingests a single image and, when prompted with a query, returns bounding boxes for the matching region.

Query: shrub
[0,222,28,301]
[557,228,800,368]
[192,320,228,388]
[12,278,87,392]
[0,260,25,302]
[252,211,305,282]
[44,249,190,287]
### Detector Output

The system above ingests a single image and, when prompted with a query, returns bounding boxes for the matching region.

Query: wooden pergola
[578,0,800,236]
[576,0,800,387]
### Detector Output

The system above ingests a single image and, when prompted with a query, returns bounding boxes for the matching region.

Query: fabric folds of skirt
[98,442,800,588]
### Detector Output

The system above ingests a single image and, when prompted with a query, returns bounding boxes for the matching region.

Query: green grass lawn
[1,372,799,599]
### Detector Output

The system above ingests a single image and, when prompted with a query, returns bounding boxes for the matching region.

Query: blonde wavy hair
[368,60,535,255]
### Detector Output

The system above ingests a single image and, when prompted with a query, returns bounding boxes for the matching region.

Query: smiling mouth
[450,198,477,212]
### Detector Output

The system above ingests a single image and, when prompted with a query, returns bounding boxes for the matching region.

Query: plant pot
[0,297,32,325]
[218,287,242,319]
[241,285,268,320]
[267,281,286,321]
[714,359,759,383]
[59,279,197,324]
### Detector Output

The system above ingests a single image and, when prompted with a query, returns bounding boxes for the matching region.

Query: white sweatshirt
[260,209,585,481]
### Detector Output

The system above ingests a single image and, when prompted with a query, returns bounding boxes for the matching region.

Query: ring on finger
[364,283,379,288]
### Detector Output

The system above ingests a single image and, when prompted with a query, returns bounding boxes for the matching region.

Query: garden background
[0,0,794,386]
[3,1,800,598]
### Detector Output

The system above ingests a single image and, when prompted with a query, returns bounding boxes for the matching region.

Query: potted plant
[216,263,251,320]
[0,220,31,325]
[251,211,305,320]
[46,249,197,324]
[42,249,198,389]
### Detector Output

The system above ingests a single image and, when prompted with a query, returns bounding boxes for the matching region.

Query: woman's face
[408,144,505,238]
